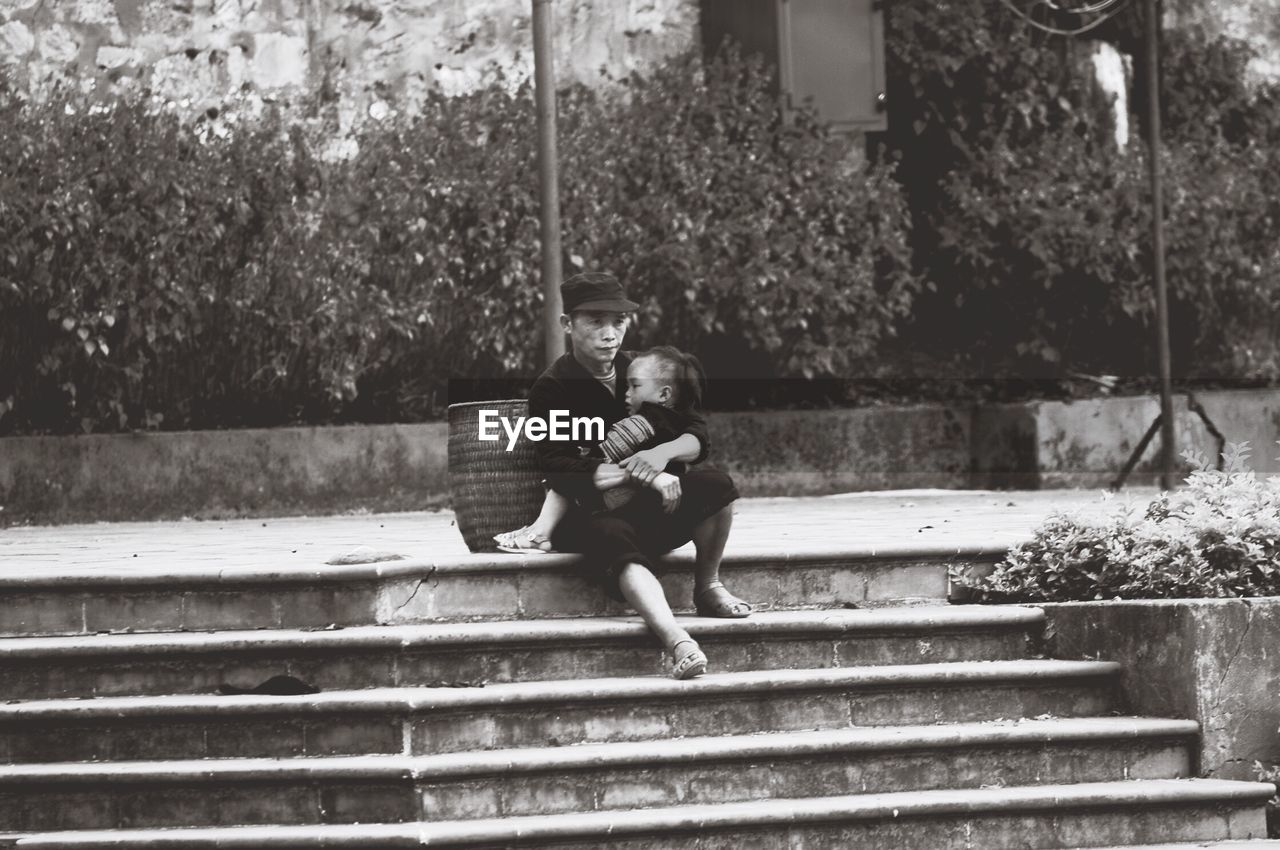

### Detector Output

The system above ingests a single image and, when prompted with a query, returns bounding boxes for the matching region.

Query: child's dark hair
[636,346,707,412]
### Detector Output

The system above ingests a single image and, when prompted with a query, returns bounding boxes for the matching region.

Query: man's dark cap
[561,272,639,314]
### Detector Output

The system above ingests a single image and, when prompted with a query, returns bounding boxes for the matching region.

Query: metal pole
[1144,0,1176,489]
[532,0,565,366]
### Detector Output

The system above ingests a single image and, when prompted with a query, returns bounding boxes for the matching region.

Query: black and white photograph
[1,0,1280,846]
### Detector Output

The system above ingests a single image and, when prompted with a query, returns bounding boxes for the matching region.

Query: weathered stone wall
[0,422,453,524]
[3,389,1277,525]
[1044,598,1280,781]
[0,405,975,526]
[2,0,1276,125]
[712,406,972,498]
[0,0,697,120]
[972,389,1280,490]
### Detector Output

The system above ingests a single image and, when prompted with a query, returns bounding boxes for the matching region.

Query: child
[494,345,708,549]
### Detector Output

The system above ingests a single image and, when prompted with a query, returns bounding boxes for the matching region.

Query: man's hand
[650,472,682,513]
[592,463,629,491]
[619,447,670,486]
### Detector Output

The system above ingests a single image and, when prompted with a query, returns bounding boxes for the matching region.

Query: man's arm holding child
[528,377,629,498]
[619,408,710,485]
[619,435,699,481]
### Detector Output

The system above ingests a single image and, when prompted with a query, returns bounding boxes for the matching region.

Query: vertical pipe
[532,0,565,367]
[1144,0,1176,489]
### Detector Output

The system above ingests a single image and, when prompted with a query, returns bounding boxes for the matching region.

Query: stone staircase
[0,546,1276,848]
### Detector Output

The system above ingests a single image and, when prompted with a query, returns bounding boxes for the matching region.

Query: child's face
[625,357,671,414]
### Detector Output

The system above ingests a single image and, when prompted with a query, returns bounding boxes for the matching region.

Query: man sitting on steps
[510,272,751,680]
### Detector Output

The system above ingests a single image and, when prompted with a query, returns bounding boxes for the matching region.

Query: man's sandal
[493,528,555,554]
[695,581,753,618]
[671,638,707,680]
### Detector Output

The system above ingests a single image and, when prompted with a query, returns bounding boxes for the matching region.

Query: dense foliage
[0,50,918,434]
[3,2,1279,434]
[930,132,1280,380]
[883,1,1280,383]
[559,54,918,383]
[0,87,410,432]
[971,443,1280,602]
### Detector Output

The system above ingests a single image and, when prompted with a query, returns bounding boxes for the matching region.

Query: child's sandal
[671,639,707,680]
[493,528,554,554]
[493,527,526,547]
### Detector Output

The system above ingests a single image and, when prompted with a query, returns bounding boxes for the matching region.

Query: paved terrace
[0,489,1152,579]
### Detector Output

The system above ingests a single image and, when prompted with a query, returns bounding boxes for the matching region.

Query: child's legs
[526,487,571,537]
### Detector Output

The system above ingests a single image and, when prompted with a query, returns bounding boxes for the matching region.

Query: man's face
[563,310,630,371]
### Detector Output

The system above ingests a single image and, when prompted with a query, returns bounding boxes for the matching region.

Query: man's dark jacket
[527,351,710,509]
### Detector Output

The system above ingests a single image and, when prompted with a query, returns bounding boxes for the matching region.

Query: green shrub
[970,442,1280,602]
[0,89,397,433]
[0,49,918,434]
[560,50,919,382]
[1163,27,1280,150]
[882,1,1280,384]
[930,130,1280,381]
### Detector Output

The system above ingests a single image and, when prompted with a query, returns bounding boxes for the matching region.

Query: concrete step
[0,718,1198,830]
[5,779,1273,848]
[0,659,1119,763]
[0,607,1043,699]
[1081,843,1280,849]
[0,546,988,637]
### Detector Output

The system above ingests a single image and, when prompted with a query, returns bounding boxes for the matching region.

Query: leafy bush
[971,442,1280,602]
[0,88,403,433]
[560,51,919,382]
[1163,27,1280,150]
[930,130,1280,380]
[0,49,918,434]
[882,1,1280,384]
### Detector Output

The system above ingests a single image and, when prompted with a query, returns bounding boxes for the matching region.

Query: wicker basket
[448,399,546,553]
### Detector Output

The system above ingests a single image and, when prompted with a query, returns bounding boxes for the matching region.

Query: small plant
[973,442,1280,602]
[1253,760,1280,837]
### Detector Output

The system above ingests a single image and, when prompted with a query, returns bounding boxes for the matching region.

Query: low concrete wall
[0,423,450,525]
[973,389,1280,489]
[3,389,1276,525]
[0,406,973,525]
[711,406,971,497]
[1042,598,1280,781]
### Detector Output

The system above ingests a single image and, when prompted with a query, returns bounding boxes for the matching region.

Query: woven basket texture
[448,399,545,553]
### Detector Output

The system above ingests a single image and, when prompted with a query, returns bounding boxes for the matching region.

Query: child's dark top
[528,351,711,511]
[594,401,693,464]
